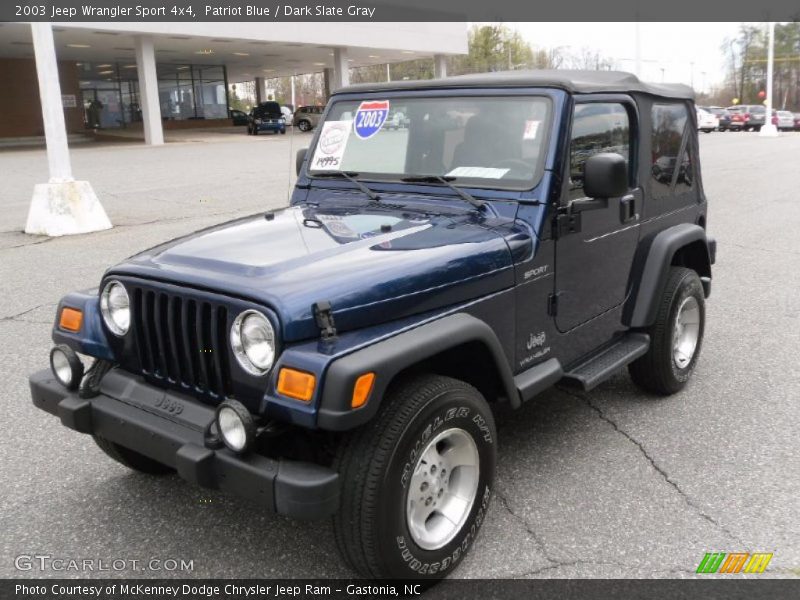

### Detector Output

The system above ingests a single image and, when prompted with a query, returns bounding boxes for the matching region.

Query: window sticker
[446,166,510,179]
[310,120,352,171]
[523,120,540,140]
[354,100,390,139]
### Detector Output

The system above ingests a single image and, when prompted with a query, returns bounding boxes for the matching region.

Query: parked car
[385,109,408,129]
[727,104,766,131]
[279,105,293,125]
[228,109,249,126]
[774,110,795,131]
[31,70,715,580]
[247,101,286,135]
[795,113,800,131]
[293,105,324,131]
[696,108,719,133]
[701,106,733,131]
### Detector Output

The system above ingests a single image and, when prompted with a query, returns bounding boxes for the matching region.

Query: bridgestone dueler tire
[93,435,173,475]
[333,375,496,579]
[629,266,705,395]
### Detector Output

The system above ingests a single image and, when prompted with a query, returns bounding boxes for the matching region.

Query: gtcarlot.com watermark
[14,554,194,573]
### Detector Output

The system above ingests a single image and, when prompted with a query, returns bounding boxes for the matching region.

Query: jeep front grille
[131,287,231,399]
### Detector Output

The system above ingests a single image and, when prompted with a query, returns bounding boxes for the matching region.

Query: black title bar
[2,0,800,22]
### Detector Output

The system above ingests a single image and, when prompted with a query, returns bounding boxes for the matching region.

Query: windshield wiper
[400,175,485,210]
[313,171,380,202]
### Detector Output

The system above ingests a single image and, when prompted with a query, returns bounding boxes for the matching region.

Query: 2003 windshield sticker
[354,100,390,139]
[310,120,352,171]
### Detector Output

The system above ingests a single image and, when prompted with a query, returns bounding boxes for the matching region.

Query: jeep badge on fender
[31,70,715,580]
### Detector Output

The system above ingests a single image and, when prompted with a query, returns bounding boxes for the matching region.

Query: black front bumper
[30,369,339,519]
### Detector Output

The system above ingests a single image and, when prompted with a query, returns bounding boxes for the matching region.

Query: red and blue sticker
[354,100,390,139]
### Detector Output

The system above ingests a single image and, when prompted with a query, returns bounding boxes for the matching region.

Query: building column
[331,47,350,91]
[290,75,296,108]
[134,35,164,146]
[254,76,267,104]
[323,68,333,100]
[24,22,111,236]
[434,54,448,79]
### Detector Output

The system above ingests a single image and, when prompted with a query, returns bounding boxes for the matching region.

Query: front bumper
[256,122,285,132]
[30,368,339,519]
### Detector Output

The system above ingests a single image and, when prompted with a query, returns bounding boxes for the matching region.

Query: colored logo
[354,100,390,139]
[696,552,773,574]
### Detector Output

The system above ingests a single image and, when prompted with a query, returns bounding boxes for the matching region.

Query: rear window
[651,103,694,198]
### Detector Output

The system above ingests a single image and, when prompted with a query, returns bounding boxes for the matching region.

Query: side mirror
[296,148,307,176]
[582,152,628,199]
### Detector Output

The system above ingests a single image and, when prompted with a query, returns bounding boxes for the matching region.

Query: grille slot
[132,287,230,399]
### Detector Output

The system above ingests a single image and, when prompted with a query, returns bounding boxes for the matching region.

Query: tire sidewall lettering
[385,392,496,577]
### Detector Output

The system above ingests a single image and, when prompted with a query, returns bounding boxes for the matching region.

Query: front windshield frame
[307,93,554,192]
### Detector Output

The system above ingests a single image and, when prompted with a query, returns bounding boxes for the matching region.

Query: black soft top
[336,69,694,100]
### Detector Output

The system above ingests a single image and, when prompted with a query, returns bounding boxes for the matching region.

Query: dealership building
[0,21,466,144]
[1,21,465,236]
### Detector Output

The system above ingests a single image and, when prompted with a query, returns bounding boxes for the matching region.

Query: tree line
[704,22,800,110]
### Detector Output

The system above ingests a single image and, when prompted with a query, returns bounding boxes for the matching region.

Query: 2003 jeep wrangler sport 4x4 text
[31,70,716,580]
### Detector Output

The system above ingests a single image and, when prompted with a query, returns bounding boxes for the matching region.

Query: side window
[569,103,630,200]
[651,103,693,197]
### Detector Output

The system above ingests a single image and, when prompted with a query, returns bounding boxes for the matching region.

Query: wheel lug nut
[420,482,429,492]
[425,497,432,506]
[430,465,437,474]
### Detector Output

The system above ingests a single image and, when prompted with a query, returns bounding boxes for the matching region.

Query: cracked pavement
[1,131,799,579]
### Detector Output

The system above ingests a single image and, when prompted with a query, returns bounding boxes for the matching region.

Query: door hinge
[553,211,581,239]
[547,292,560,317]
[312,300,337,341]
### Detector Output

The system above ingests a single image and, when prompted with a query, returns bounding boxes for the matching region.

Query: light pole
[760,22,778,137]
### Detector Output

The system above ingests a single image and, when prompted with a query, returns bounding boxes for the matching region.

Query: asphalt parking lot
[1,129,798,579]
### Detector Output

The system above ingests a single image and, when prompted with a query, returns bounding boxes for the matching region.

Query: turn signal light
[351,372,375,409]
[277,368,316,402]
[59,307,83,332]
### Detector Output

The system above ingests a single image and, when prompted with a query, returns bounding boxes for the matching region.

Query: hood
[107,200,525,341]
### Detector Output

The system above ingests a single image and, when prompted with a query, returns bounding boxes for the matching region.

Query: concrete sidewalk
[0,131,312,247]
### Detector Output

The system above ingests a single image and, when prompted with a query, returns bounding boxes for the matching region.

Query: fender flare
[626,223,712,328]
[316,313,519,431]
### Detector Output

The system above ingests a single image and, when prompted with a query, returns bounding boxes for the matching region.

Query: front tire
[629,267,705,395]
[93,436,173,475]
[297,120,311,132]
[333,374,496,579]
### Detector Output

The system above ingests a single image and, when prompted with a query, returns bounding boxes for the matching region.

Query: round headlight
[50,345,84,391]
[230,310,275,375]
[216,400,255,453]
[100,280,130,336]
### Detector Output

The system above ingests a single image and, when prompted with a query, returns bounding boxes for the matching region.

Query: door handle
[619,194,637,223]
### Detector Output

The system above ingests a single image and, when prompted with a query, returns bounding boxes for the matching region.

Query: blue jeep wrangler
[31,71,715,579]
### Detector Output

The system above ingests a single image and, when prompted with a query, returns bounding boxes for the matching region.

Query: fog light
[50,345,84,391]
[215,399,255,453]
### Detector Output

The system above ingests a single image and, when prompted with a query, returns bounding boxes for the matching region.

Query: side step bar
[561,333,650,391]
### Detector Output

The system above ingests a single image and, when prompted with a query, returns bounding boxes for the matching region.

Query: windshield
[308,95,552,190]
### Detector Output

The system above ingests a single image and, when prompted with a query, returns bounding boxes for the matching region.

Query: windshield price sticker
[354,100,390,139]
[310,120,352,171]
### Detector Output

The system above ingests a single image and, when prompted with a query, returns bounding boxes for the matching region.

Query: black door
[554,98,641,332]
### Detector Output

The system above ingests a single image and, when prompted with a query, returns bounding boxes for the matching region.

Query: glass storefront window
[75,61,229,127]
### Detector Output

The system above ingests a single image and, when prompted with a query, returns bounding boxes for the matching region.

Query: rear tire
[297,120,311,132]
[629,267,705,395]
[93,436,173,475]
[333,374,496,579]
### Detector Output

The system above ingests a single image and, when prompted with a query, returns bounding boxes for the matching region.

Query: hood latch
[312,301,337,341]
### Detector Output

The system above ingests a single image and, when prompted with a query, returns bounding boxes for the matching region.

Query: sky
[511,22,748,92]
